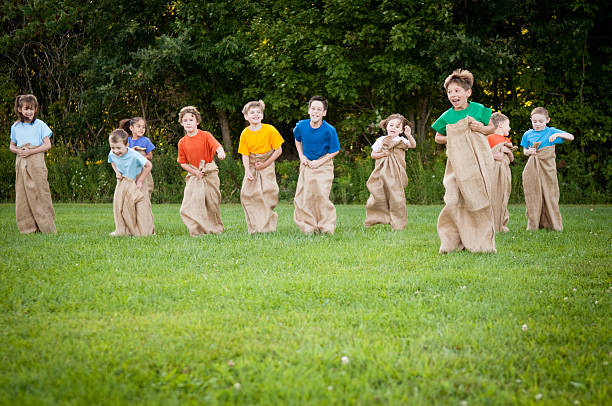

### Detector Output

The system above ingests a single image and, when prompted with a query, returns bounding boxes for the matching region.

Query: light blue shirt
[520,127,565,150]
[10,119,52,147]
[108,148,148,180]
[293,120,340,161]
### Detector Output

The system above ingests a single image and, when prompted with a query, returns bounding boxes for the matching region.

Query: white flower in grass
[460,401,468,406]
[595,300,598,305]
[564,297,569,301]
[460,285,467,290]
[573,288,577,292]
[534,393,543,400]
[328,385,333,391]
[341,356,350,365]
[227,359,235,367]
[234,382,241,390]
[573,400,580,405]
[522,324,528,331]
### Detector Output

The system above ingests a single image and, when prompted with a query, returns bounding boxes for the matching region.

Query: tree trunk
[217,109,232,155]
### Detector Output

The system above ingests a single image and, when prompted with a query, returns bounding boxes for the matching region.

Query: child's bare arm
[216,146,226,160]
[404,126,417,148]
[111,162,122,179]
[295,140,310,166]
[434,132,447,144]
[470,118,495,135]
[242,154,254,181]
[549,132,574,143]
[371,150,389,160]
[309,150,339,169]
[180,163,202,178]
[255,146,283,171]
[10,137,52,157]
[136,161,152,189]
[523,147,537,156]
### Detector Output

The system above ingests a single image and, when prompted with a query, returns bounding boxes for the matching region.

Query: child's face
[130,120,146,138]
[18,104,36,122]
[446,82,471,110]
[530,113,549,132]
[180,113,199,134]
[245,107,263,126]
[308,101,327,123]
[497,119,511,136]
[386,119,404,137]
[110,141,128,157]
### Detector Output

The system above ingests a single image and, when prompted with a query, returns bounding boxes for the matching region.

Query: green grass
[1,203,610,405]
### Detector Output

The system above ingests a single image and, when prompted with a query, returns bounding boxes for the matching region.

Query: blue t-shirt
[108,148,148,180]
[293,120,340,161]
[10,119,52,147]
[128,136,155,154]
[520,127,565,150]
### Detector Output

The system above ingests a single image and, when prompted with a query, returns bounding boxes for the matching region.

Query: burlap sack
[241,149,279,234]
[133,147,154,201]
[112,176,155,236]
[15,145,56,234]
[437,118,496,253]
[180,161,224,236]
[522,145,562,231]
[490,142,513,233]
[364,136,409,230]
[293,159,336,234]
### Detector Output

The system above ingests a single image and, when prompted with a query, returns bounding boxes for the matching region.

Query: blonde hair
[178,106,202,124]
[242,100,265,115]
[531,107,549,118]
[443,69,474,91]
[14,94,39,122]
[109,129,129,145]
[379,114,412,133]
[490,112,509,128]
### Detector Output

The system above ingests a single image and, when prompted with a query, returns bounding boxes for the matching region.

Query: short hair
[242,100,265,115]
[443,69,474,91]
[119,117,146,135]
[109,129,129,145]
[14,94,39,122]
[379,114,412,133]
[530,107,549,118]
[308,95,328,111]
[178,106,202,124]
[490,112,509,128]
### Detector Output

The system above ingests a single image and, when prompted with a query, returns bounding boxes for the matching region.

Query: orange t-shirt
[487,133,511,149]
[177,130,222,166]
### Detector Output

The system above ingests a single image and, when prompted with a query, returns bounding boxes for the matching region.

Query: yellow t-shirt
[238,124,284,155]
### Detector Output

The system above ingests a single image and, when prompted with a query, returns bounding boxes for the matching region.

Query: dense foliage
[1,0,610,202]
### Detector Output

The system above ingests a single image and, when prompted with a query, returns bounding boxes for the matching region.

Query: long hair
[14,94,39,123]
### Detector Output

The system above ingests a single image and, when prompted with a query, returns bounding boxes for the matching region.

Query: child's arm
[180,163,203,179]
[501,145,515,162]
[295,140,310,166]
[111,162,123,180]
[145,151,153,160]
[404,125,417,148]
[523,147,537,156]
[470,118,495,135]
[434,132,447,144]
[242,154,254,181]
[309,150,339,169]
[549,132,574,143]
[215,146,226,160]
[10,137,52,157]
[371,150,389,160]
[135,161,152,189]
[254,146,283,171]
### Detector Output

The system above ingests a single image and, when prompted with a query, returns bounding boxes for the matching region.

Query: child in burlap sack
[364,113,416,230]
[108,129,154,236]
[9,94,57,234]
[521,107,574,231]
[432,69,497,253]
[487,112,517,233]
[119,117,155,201]
[177,106,226,236]
[238,100,284,234]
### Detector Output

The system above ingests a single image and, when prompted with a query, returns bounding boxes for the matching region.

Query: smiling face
[180,112,200,135]
[497,119,511,136]
[109,140,128,157]
[446,82,471,110]
[130,119,146,139]
[530,113,550,132]
[18,103,36,123]
[386,118,404,137]
[308,100,327,125]
[244,107,263,126]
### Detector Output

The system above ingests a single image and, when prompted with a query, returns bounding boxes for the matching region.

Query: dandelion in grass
[460,401,468,406]
[564,297,569,301]
[534,393,543,400]
[522,324,528,331]
[234,382,241,390]
[341,356,350,365]
[573,288,577,292]
[328,385,333,391]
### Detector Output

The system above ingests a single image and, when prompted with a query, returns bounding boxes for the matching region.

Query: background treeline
[1,0,610,204]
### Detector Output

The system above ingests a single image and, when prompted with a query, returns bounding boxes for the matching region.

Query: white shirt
[371,135,410,153]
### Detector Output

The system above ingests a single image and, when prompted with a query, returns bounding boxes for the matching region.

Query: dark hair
[119,117,146,135]
[379,114,412,133]
[14,94,39,123]
[109,129,129,145]
[490,112,509,127]
[308,95,328,111]
[443,69,474,91]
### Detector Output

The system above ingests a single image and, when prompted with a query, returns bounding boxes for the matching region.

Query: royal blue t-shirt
[108,148,148,180]
[128,136,155,154]
[520,127,565,150]
[293,120,340,161]
[10,119,52,147]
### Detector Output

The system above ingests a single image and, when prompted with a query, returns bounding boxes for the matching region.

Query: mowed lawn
[0,203,610,405]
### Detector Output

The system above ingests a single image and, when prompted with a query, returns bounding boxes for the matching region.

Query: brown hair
[379,114,412,133]
[443,69,474,91]
[119,117,146,135]
[490,112,509,128]
[242,100,265,115]
[308,95,328,111]
[108,129,129,145]
[14,94,39,123]
[530,107,549,118]
[178,106,202,124]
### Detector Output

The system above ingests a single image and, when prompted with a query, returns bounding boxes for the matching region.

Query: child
[521,107,574,231]
[432,69,496,253]
[107,129,154,236]
[9,94,57,234]
[293,95,340,234]
[238,100,284,234]
[487,112,516,233]
[119,117,155,200]
[177,106,226,236]
[364,113,416,230]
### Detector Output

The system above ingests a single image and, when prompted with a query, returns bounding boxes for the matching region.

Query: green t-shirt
[431,102,492,135]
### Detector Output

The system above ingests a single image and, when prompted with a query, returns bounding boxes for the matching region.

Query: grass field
[1,203,610,405]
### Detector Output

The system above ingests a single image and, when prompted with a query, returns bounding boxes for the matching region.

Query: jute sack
[490,142,513,233]
[437,118,496,253]
[364,136,409,230]
[112,176,155,236]
[15,145,56,234]
[241,149,279,234]
[180,160,224,236]
[522,145,562,231]
[133,147,154,201]
[293,159,336,234]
